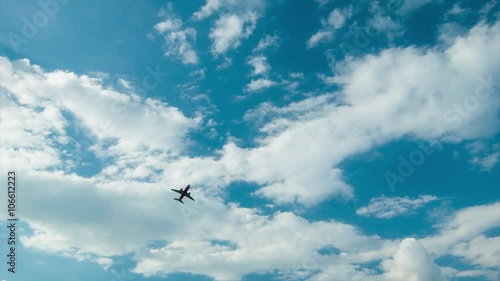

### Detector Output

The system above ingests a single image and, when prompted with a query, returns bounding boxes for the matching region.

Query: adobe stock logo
[384,74,498,192]
[2,0,71,52]
[384,142,442,192]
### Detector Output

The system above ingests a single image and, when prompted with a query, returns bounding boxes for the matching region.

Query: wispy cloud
[356,195,439,219]
[244,78,278,92]
[192,0,229,20]
[307,6,353,48]
[247,55,270,76]
[466,141,500,171]
[193,0,265,57]
[189,68,206,80]
[315,0,330,8]
[117,78,132,91]
[253,34,281,53]
[154,4,199,64]
[243,33,283,93]
[451,235,500,269]
[1,4,500,279]
[396,0,444,15]
[209,13,258,57]
[447,2,466,16]
[289,72,304,79]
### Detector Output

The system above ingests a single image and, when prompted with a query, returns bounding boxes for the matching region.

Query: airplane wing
[185,194,195,201]
[171,189,183,195]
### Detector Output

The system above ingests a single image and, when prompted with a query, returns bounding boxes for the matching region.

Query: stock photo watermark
[2,0,72,52]
[385,74,499,191]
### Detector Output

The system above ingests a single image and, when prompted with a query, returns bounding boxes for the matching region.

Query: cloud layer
[0,2,499,280]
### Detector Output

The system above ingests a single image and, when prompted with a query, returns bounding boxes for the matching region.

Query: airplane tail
[174,198,184,204]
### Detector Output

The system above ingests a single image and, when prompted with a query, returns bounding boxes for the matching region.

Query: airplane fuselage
[178,185,190,200]
[172,184,194,204]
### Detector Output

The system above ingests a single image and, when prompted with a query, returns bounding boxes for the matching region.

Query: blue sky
[0,0,499,280]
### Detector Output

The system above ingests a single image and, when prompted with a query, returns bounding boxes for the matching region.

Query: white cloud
[307,6,353,48]
[396,0,443,15]
[315,0,330,8]
[471,151,500,171]
[465,141,500,171]
[12,168,395,281]
[447,3,466,16]
[243,94,335,125]
[194,0,265,57]
[193,0,265,20]
[367,14,403,40]
[381,238,445,281]
[466,140,488,154]
[356,195,439,219]
[307,238,447,281]
[244,78,278,92]
[216,56,232,70]
[117,78,132,91]
[328,7,351,29]
[192,0,221,20]
[2,88,495,280]
[438,22,468,47]
[451,235,500,269]
[154,7,199,64]
[238,20,499,205]
[247,55,270,76]
[209,13,258,57]
[189,68,206,80]
[154,18,180,33]
[457,269,500,281]
[0,90,66,171]
[253,34,280,53]
[333,21,499,139]
[283,81,300,93]
[307,30,334,49]
[317,73,336,84]
[1,17,500,281]
[132,211,398,280]
[289,72,304,79]
[0,57,201,179]
[479,0,499,17]
[422,202,500,255]
[95,257,113,270]
[306,264,378,281]
[192,0,231,20]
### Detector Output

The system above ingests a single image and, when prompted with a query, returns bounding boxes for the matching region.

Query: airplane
[171,184,194,204]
